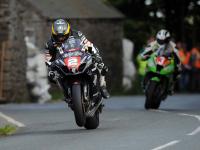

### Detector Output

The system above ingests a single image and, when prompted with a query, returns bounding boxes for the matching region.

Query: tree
[105,0,200,52]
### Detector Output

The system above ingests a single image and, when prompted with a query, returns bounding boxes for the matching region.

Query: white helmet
[156,29,170,45]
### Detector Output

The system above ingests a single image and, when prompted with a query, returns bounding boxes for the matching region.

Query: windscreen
[62,37,83,52]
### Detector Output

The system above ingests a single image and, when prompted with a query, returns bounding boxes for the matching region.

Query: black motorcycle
[51,37,103,129]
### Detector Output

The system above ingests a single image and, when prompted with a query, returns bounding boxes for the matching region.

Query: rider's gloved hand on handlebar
[46,61,57,83]
[48,71,55,79]
[143,55,150,60]
[47,70,56,84]
[48,70,60,84]
[97,62,104,69]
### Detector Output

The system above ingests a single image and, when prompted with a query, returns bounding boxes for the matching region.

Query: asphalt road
[0,94,200,150]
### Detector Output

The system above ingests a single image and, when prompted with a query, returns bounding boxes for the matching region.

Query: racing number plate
[64,56,81,69]
[156,56,166,66]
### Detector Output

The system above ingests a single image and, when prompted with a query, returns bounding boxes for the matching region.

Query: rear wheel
[145,81,161,109]
[72,84,85,127]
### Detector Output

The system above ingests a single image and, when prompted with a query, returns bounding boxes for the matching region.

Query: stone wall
[0,0,9,101]
[0,0,28,102]
[0,0,9,42]
[0,0,123,102]
[20,5,46,49]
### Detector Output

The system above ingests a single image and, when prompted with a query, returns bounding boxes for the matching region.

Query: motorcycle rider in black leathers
[44,19,110,99]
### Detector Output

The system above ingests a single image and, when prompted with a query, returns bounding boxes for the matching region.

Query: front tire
[72,84,85,127]
[145,81,161,109]
[84,111,99,129]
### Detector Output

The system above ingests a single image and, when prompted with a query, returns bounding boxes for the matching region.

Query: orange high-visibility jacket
[178,49,190,65]
[190,48,200,69]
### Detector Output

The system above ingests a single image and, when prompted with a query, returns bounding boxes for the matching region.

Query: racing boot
[168,70,180,95]
[100,76,110,99]
[100,86,110,99]
[168,83,174,95]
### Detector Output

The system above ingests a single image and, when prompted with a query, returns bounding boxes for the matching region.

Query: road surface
[0,94,200,150]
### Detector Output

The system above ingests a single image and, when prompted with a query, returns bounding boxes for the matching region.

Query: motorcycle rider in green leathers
[140,29,181,94]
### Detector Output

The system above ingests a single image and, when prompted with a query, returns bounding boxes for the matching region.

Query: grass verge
[0,125,17,136]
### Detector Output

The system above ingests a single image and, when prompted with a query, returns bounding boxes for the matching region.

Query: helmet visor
[54,23,67,34]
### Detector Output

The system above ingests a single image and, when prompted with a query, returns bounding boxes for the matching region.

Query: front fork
[83,83,89,101]
[56,79,70,100]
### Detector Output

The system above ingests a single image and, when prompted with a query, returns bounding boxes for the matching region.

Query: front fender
[151,77,160,82]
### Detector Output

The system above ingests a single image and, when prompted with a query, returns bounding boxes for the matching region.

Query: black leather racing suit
[44,30,109,98]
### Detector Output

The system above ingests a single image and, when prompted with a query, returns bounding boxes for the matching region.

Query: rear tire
[145,81,161,109]
[84,111,99,130]
[72,84,85,127]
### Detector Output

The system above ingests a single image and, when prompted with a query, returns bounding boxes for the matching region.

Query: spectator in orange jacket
[189,45,200,92]
[177,42,190,91]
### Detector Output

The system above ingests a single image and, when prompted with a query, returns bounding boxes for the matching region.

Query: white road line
[151,111,200,136]
[179,113,200,121]
[187,126,200,136]
[151,140,180,150]
[179,113,200,136]
[149,109,169,113]
[0,112,25,127]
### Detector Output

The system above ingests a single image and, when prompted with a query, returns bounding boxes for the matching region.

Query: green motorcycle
[144,50,175,109]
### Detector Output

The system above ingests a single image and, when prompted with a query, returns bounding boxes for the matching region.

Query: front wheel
[84,111,99,129]
[145,80,161,109]
[72,84,85,127]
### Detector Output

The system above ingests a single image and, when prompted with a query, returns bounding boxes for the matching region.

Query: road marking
[151,111,200,136]
[151,140,180,150]
[0,112,25,127]
[179,113,200,136]
[149,109,169,113]
[187,126,200,136]
[179,113,200,121]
